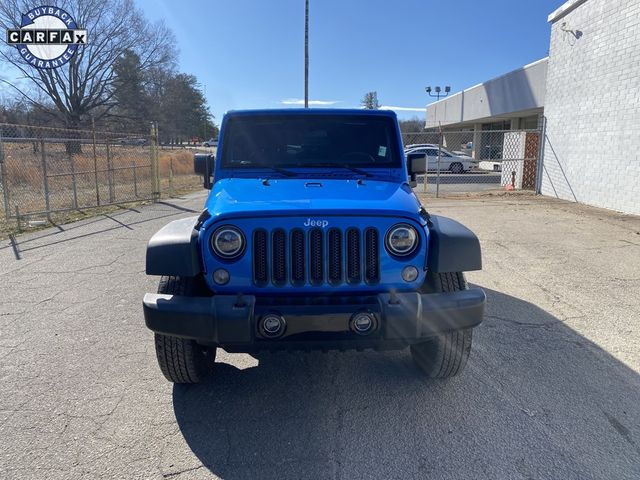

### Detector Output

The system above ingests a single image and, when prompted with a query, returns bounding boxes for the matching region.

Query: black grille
[309,228,324,285]
[328,228,342,285]
[364,228,380,283]
[251,226,379,287]
[253,229,268,286]
[291,229,305,286]
[346,228,361,284]
[272,229,287,286]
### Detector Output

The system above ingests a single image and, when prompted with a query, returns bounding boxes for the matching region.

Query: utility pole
[304,0,309,108]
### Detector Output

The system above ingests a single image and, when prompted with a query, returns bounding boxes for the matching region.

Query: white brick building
[426,0,640,215]
[541,0,640,215]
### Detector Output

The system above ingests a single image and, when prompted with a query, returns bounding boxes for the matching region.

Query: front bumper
[142,289,485,351]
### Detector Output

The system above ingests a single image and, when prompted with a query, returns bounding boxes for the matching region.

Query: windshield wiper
[304,163,373,177]
[240,163,297,177]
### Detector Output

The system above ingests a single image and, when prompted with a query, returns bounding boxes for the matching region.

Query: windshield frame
[216,112,403,178]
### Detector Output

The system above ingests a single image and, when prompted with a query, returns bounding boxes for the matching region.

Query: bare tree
[361,91,380,110]
[0,0,176,135]
[399,117,425,133]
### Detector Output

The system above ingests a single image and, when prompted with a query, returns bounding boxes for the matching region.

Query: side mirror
[194,153,214,189]
[409,155,427,175]
[406,154,426,189]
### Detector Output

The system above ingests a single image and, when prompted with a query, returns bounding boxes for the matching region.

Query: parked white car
[405,147,478,173]
[404,143,438,153]
[451,150,472,158]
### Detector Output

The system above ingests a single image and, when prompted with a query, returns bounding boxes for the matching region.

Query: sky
[2,0,564,122]
[133,0,563,122]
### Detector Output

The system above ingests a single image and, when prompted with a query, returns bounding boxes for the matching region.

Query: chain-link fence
[402,128,543,196]
[0,122,544,235]
[0,122,206,236]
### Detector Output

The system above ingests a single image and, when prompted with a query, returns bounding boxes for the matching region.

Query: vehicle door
[423,148,444,171]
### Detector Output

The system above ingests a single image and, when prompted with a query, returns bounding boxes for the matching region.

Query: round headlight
[385,224,418,256]
[211,226,245,259]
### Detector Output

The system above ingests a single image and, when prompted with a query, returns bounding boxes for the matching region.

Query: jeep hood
[204,178,422,221]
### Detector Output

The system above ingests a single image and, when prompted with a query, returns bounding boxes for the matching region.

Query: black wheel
[154,276,215,384]
[450,162,464,174]
[410,272,473,378]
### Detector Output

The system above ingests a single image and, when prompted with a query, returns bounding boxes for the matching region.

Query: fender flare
[146,215,202,276]
[426,215,482,273]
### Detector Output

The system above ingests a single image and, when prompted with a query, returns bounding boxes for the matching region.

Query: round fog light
[401,265,419,282]
[350,312,378,335]
[260,313,286,338]
[213,268,230,285]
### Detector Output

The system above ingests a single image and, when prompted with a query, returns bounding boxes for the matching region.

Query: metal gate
[0,123,159,226]
[402,127,543,196]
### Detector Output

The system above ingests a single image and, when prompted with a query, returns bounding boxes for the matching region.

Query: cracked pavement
[1,192,639,479]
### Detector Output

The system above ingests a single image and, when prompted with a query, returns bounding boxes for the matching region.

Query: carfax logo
[6,5,87,69]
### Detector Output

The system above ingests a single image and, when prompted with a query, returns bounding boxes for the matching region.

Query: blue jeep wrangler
[143,109,485,383]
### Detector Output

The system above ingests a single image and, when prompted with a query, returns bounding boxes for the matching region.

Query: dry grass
[2,142,199,184]
[0,141,205,237]
[159,150,194,176]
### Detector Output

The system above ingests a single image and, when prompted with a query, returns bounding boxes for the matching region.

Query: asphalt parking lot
[1,191,639,479]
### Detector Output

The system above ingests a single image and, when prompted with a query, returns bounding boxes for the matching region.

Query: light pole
[304,0,309,108]
[425,85,451,101]
[425,86,451,198]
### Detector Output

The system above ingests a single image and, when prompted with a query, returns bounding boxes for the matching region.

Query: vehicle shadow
[425,173,501,184]
[172,287,640,479]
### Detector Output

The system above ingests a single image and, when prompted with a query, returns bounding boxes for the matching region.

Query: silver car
[405,147,478,174]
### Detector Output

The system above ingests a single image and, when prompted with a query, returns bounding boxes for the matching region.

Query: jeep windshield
[220,114,400,174]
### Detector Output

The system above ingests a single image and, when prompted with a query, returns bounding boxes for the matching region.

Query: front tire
[410,272,473,378]
[154,276,215,384]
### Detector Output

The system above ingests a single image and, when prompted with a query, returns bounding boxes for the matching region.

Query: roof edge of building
[427,57,548,108]
[548,0,589,23]
[424,106,544,130]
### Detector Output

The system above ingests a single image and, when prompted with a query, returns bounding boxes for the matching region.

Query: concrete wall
[426,58,547,128]
[541,0,640,215]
